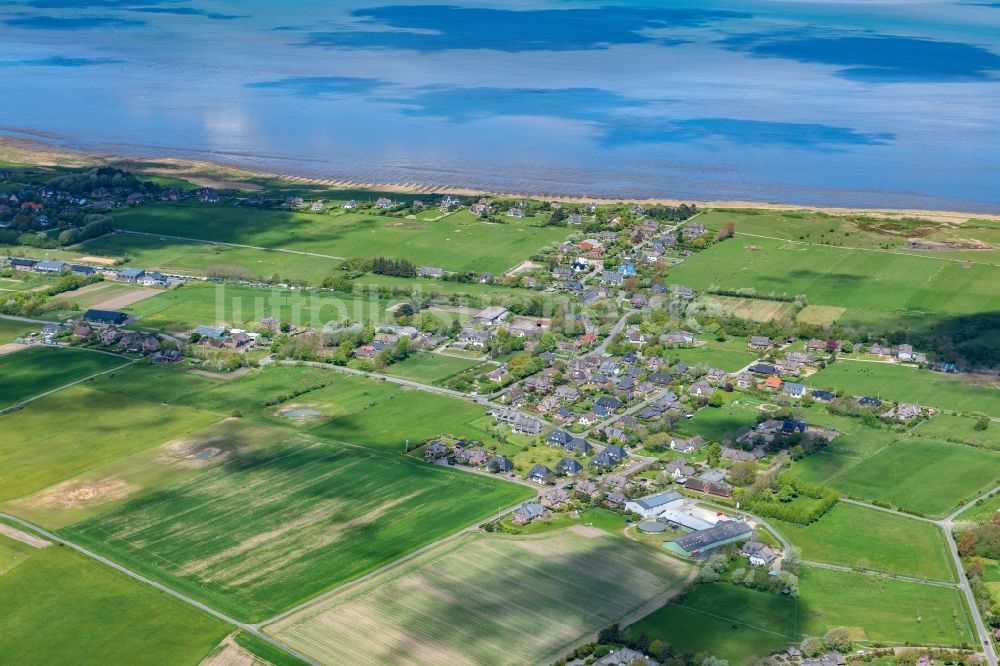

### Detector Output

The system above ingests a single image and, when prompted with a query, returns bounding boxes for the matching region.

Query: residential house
[493,408,543,435]
[670,436,703,453]
[418,266,444,278]
[763,376,783,390]
[741,541,776,567]
[527,464,554,484]
[665,457,696,481]
[749,336,772,350]
[487,455,515,473]
[512,502,549,525]
[684,478,734,498]
[689,381,713,398]
[424,440,450,459]
[540,488,571,507]
[783,382,807,398]
[672,285,695,300]
[72,324,93,340]
[554,458,584,477]
[375,197,394,209]
[574,480,601,500]
[605,490,627,508]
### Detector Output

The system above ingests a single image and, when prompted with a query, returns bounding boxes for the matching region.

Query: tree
[800,637,823,657]
[706,442,721,467]
[957,529,978,557]
[707,390,725,408]
[728,461,757,487]
[975,417,990,431]
[823,627,852,652]
[538,333,557,353]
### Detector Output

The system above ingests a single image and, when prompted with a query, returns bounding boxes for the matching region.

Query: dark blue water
[1,1,998,211]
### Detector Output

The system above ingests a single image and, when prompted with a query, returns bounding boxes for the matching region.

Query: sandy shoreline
[2,135,996,224]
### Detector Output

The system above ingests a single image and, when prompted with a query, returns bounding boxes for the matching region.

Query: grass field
[0,533,229,665]
[797,568,974,646]
[824,438,1000,517]
[75,232,341,284]
[629,568,974,661]
[956,490,1000,523]
[667,233,1000,333]
[50,281,156,311]
[384,352,484,385]
[1,418,293,529]
[664,341,760,373]
[63,436,532,623]
[911,414,1000,450]
[774,503,955,581]
[0,386,220,502]
[267,530,693,666]
[110,202,571,274]
[678,395,769,443]
[696,294,798,323]
[0,317,35,341]
[302,375,503,450]
[807,361,1000,417]
[0,346,130,408]
[125,283,398,333]
[627,583,795,665]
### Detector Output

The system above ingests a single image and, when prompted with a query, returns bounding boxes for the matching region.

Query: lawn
[267,530,693,666]
[111,202,571,274]
[774,503,955,581]
[0,386,220,502]
[826,438,1000,517]
[629,569,974,660]
[664,342,760,373]
[807,361,1000,418]
[678,396,768,443]
[627,583,796,665]
[797,568,974,647]
[667,234,1000,332]
[912,413,1000,450]
[0,346,130,408]
[125,282,397,334]
[956,490,1000,523]
[75,232,340,284]
[62,436,533,623]
[0,535,230,666]
[303,374,504,450]
[384,352,484,385]
[0,317,35,341]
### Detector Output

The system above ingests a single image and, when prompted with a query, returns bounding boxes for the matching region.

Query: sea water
[0,0,997,211]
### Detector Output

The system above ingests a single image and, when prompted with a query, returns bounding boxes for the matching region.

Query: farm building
[624,490,684,519]
[83,309,128,327]
[665,520,753,557]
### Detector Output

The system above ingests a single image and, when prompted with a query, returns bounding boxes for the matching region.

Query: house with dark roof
[526,464,554,484]
[665,520,753,557]
[555,458,584,477]
[512,502,549,525]
[83,309,128,327]
[487,455,514,474]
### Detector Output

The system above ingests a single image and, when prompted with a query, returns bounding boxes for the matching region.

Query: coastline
[2,135,996,225]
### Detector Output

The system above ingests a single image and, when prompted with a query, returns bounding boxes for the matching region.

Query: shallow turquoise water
[0,1,997,210]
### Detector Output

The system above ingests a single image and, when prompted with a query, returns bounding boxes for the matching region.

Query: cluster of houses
[191,325,267,353]
[3,257,172,287]
[451,306,549,352]
[354,324,441,360]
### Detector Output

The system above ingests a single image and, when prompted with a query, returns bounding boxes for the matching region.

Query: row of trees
[369,256,416,278]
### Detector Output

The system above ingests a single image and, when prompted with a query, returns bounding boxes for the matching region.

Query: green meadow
[0,534,229,666]
[384,352,484,385]
[0,386,220,502]
[808,361,1000,417]
[125,282,398,333]
[912,413,1000,450]
[824,438,1000,517]
[775,503,955,581]
[0,346,130,408]
[664,341,759,373]
[667,233,1000,331]
[111,202,571,274]
[63,436,532,622]
[0,317,35,340]
[797,568,973,647]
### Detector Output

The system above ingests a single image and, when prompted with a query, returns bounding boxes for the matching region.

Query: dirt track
[93,287,162,311]
[0,523,52,548]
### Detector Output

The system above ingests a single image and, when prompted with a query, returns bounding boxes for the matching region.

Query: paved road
[0,512,320,666]
[941,486,1000,666]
